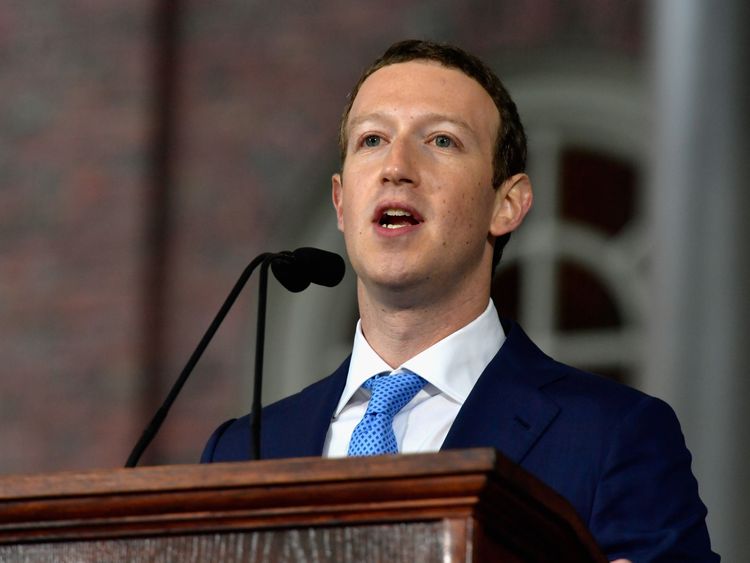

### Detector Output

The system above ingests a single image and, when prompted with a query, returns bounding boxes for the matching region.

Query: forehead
[348,60,499,137]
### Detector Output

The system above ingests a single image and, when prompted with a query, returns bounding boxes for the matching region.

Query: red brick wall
[0,2,151,472]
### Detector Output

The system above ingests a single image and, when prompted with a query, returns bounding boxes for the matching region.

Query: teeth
[379,207,418,229]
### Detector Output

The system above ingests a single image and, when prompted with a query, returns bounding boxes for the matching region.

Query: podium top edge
[0,448,503,500]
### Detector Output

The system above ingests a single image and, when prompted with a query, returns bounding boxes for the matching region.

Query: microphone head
[270,247,345,292]
[271,252,311,293]
[292,247,345,288]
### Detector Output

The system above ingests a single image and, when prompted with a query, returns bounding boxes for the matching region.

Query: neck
[357,281,491,368]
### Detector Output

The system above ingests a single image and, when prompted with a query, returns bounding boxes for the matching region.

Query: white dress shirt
[323,300,505,457]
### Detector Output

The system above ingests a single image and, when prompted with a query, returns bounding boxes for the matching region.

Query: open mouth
[377,208,422,229]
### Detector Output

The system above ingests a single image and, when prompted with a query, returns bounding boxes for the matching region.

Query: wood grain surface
[0,523,448,562]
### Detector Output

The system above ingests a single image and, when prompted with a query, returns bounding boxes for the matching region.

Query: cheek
[453,182,492,222]
[443,185,495,242]
[341,199,368,240]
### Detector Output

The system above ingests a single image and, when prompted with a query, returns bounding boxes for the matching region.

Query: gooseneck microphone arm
[125,252,272,468]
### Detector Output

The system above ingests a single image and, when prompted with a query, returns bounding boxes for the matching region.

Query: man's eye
[433,135,454,148]
[363,135,381,147]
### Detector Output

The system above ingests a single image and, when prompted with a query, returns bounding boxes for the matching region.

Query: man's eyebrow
[346,112,392,132]
[418,112,476,134]
[347,111,477,134]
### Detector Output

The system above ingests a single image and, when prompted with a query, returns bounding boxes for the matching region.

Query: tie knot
[363,370,427,416]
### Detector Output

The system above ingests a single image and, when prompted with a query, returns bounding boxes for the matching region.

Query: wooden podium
[0,448,606,562]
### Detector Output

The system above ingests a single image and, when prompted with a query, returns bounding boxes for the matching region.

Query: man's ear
[331,172,345,232]
[490,173,533,237]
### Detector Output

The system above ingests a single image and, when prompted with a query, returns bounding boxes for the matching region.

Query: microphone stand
[251,256,274,461]
[125,252,272,468]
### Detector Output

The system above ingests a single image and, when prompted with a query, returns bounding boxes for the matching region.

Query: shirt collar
[333,300,505,417]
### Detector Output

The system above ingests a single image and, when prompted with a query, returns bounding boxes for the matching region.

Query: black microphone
[249,248,344,460]
[124,248,345,468]
[271,247,346,292]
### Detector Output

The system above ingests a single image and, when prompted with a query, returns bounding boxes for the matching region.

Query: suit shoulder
[501,319,669,429]
[544,360,647,405]
[502,320,649,407]
[200,358,350,462]
[263,360,349,418]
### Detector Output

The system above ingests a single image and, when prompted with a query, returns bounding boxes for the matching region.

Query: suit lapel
[441,322,563,465]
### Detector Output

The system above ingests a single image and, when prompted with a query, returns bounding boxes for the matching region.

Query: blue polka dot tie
[347,370,427,456]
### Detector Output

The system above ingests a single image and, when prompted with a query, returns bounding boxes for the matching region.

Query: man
[202,40,718,562]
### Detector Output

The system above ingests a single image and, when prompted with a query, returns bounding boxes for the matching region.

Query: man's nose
[381,138,419,186]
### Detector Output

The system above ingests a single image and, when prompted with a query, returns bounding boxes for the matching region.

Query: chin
[365,266,435,296]
[371,270,419,289]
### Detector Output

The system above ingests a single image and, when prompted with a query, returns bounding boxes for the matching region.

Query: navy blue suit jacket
[202,320,718,562]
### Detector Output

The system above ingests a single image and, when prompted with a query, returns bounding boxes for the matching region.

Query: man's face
[332,61,507,301]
